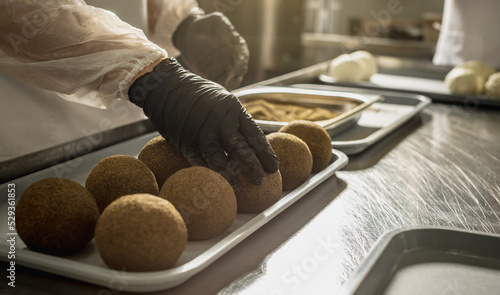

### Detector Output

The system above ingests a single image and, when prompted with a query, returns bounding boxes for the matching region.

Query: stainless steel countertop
[2,64,500,294]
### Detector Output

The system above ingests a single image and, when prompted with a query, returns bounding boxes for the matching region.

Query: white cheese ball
[457,60,496,81]
[327,54,363,82]
[350,50,377,80]
[445,67,485,95]
[485,72,500,99]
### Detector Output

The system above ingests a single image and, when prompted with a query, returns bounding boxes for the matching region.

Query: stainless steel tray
[233,86,382,134]
[338,227,500,295]
[318,73,500,108]
[291,84,431,155]
[0,132,348,293]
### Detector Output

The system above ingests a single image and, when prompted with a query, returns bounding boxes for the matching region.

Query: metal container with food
[233,86,382,134]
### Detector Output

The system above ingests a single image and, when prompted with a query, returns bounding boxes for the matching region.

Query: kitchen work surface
[0,133,348,293]
[216,101,500,295]
[338,228,500,295]
[2,60,500,294]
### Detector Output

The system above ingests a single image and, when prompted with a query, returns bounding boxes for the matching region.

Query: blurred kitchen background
[198,0,444,86]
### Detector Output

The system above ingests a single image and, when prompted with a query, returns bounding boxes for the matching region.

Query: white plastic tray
[0,132,348,292]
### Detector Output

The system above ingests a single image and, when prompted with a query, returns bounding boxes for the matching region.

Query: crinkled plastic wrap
[0,0,172,109]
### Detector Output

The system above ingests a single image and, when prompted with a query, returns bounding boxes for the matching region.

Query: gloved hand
[128,58,278,192]
[172,11,249,90]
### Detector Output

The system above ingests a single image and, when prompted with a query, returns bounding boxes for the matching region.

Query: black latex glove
[128,58,278,192]
[172,12,249,90]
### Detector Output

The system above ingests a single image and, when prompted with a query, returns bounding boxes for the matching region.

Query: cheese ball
[445,67,485,95]
[138,136,190,189]
[160,166,237,240]
[350,50,377,80]
[85,155,159,212]
[457,60,495,81]
[279,120,332,172]
[236,170,282,213]
[485,72,500,99]
[267,133,313,191]
[95,194,187,272]
[16,178,99,256]
[327,54,363,82]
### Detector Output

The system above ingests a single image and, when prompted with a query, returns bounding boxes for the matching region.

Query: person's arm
[0,0,167,108]
[0,0,278,189]
[147,0,249,90]
[147,0,198,58]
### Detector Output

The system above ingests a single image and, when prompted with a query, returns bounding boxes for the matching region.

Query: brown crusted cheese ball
[95,194,187,271]
[85,155,159,212]
[236,170,282,213]
[138,136,191,189]
[159,166,237,240]
[15,178,99,255]
[266,132,313,191]
[279,120,332,172]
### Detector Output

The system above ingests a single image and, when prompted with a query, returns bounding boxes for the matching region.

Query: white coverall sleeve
[0,0,167,109]
[147,0,199,58]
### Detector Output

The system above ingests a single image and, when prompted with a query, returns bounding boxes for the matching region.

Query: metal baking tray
[318,72,500,108]
[233,86,382,134]
[291,84,431,155]
[0,132,348,293]
[338,227,500,295]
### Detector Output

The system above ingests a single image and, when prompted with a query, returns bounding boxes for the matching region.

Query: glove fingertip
[259,151,280,174]
[250,174,265,186]
[219,169,241,194]
[231,181,241,194]
[184,152,207,167]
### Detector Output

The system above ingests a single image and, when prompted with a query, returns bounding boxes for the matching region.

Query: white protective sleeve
[148,0,198,58]
[0,0,170,109]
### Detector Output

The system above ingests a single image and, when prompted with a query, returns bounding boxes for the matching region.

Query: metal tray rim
[290,84,432,155]
[318,73,500,108]
[330,92,430,153]
[337,226,500,295]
